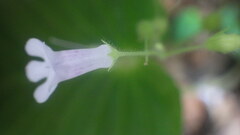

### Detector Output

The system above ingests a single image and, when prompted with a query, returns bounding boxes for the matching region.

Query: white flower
[25,38,114,103]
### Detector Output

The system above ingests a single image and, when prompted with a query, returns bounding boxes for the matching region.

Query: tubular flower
[25,38,114,103]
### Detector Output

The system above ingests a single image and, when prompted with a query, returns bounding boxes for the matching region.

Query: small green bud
[205,32,240,53]
[137,18,168,40]
[154,42,165,52]
[137,20,153,40]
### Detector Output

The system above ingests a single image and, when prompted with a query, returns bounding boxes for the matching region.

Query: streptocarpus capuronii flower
[25,38,114,103]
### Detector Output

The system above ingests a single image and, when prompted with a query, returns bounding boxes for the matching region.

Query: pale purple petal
[33,71,58,103]
[25,38,55,62]
[25,38,46,58]
[25,61,49,82]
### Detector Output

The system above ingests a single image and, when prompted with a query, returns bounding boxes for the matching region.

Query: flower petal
[25,38,55,62]
[25,61,49,82]
[25,38,46,58]
[33,71,58,103]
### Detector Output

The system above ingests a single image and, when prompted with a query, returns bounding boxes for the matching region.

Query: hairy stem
[118,45,204,59]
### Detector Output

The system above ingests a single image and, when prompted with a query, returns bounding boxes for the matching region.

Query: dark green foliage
[0,0,181,135]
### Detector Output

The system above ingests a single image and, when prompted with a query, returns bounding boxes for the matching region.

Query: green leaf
[0,0,181,135]
[171,7,202,43]
[220,5,240,34]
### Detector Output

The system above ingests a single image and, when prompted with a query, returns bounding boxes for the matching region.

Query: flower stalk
[116,45,203,59]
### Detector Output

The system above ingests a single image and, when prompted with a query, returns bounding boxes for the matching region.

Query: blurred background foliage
[0,0,181,135]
